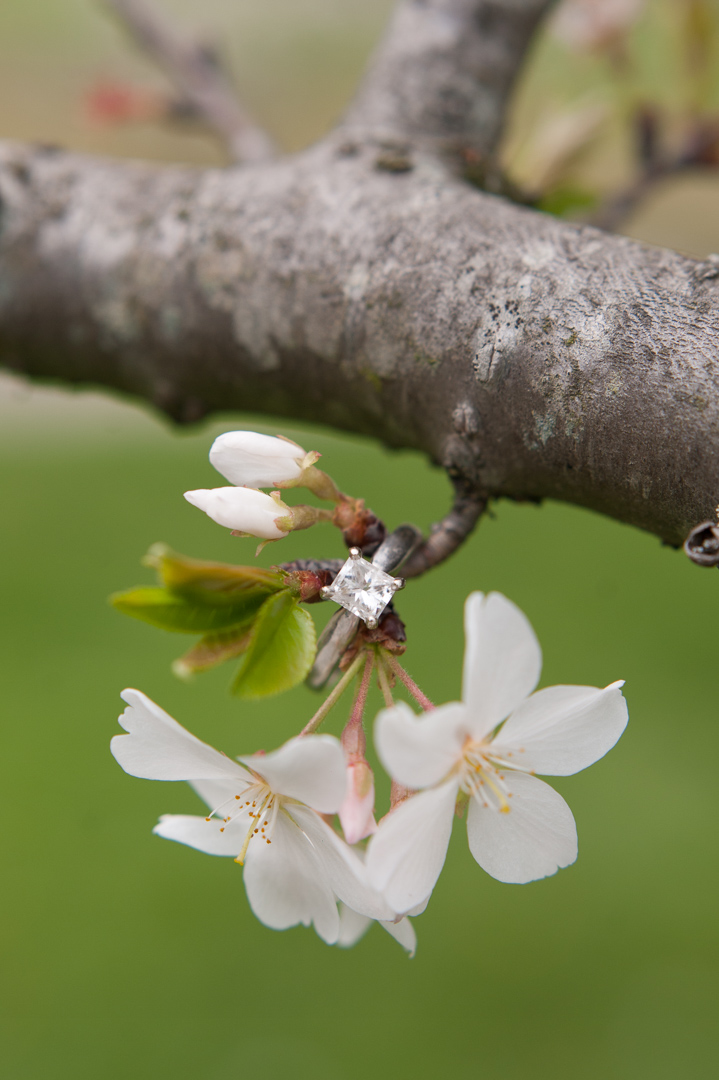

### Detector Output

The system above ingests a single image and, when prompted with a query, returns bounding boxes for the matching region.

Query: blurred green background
[1,2,718,1078]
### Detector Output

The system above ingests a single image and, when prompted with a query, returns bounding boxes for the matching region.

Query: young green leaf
[110,587,259,633]
[173,626,254,677]
[232,590,317,700]
[144,544,284,606]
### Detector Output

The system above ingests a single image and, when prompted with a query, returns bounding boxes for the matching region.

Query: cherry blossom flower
[209,430,319,489]
[366,592,628,913]
[337,903,417,957]
[111,689,398,943]
[183,486,291,539]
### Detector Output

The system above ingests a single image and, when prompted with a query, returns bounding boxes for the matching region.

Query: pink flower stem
[342,652,374,759]
[376,652,395,708]
[386,654,434,711]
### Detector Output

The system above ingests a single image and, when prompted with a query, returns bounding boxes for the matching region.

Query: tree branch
[1,0,718,562]
[345,0,555,168]
[104,0,277,163]
[1,135,718,550]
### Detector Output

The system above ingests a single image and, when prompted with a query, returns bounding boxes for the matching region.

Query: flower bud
[339,760,377,846]
[209,430,315,489]
[184,487,290,539]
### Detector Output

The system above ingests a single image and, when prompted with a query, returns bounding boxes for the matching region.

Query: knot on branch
[684,520,719,567]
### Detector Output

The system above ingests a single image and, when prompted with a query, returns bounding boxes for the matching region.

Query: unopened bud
[184,487,291,539]
[339,760,377,845]
[210,430,314,489]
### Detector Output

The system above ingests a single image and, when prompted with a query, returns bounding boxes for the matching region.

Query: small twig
[402,487,486,579]
[589,161,682,233]
[104,0,276,163]
[589,110,719,233]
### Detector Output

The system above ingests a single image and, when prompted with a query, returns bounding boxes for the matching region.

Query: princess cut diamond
[322,550,401,627]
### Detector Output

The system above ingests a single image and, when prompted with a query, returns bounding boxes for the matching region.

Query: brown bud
[340,607,407,668]
[281,567,336,602]
[684,520,719,566]
[332,497,388,556]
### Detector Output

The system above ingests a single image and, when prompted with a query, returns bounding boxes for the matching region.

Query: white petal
[242,809,339,943]
[111,689,250,783]
[188,778,248,813]
[210,430,305,488]
[407,896,430,917]
[337,906,417,956]
[462,592,542,738]
[153,813,247,856]
[366,780,459,914]
[466,771,577,883]
[374,701,469,789]
[183,487,288,539]
[290,803,396,921]
[337,905,372,948]
[493,681,628,776]
[240,735,346,813]
[380,917,417,957]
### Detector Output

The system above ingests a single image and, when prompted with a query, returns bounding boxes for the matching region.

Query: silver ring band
[306,523,422,689]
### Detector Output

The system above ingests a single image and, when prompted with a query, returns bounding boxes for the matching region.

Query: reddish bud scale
[282,568,336,602]
[332,498,388,556]
[340,610,407,669]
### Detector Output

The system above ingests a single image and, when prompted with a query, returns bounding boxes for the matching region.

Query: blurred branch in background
[102,0,277,162]
[507,0,719,230]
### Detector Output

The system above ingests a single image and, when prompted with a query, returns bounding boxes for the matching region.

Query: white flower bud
[184,487,290,539]
[209,430,308,488]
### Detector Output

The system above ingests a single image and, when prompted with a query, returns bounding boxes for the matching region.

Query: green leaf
[110,587,259,634]
[173,627,254,676]
[537,184,598,218]
[144,544,285,606]
[232,590,317,700]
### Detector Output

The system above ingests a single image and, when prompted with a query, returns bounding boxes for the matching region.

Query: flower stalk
[376,653,395,708]
[301,651,366,735]
[386,655,434,711]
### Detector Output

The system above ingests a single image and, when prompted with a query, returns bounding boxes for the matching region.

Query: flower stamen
[460,742,512,813]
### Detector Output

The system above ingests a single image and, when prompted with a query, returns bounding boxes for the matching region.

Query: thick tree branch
[345,0,555,166]
[1,136,718,550]
[1,0,718,563]
[104,0,276,163]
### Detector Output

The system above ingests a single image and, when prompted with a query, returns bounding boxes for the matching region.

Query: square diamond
[323,554,397,625]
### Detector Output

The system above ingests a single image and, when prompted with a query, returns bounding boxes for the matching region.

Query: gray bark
[0,0,717,552]
[346,0,553,162]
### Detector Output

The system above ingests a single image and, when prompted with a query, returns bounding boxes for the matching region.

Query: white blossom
[183,486,290,539]
[111,689,398,944]
[337,903,417,957]
[209,430,316,489]
[366,592,628,913]
[552,0,645,52]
